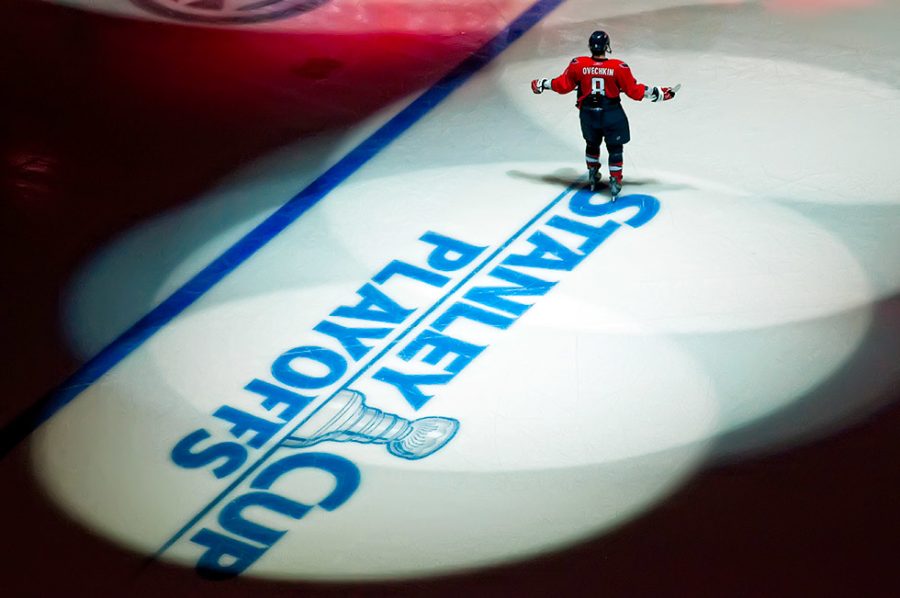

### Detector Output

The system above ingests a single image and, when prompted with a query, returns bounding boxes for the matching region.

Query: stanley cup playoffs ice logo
[130,0,330,23]
[156,184,661,579]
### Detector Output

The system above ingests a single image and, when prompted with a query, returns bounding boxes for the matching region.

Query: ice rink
[1,0,899,595]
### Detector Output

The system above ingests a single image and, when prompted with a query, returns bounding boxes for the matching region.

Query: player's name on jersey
[582,66,615,76]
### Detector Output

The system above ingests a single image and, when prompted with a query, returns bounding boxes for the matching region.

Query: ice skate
[588,167,600,192]
[609,176,622,201]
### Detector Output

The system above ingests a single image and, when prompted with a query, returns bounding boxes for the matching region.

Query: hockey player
[531,30,679,199]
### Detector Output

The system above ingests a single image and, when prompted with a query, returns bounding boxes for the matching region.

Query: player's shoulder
[568,56,591,67]
[607,58,632,69]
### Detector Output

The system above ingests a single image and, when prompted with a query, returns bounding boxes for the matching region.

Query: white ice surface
[36,0,900,580]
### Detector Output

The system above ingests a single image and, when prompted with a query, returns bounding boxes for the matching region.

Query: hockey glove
[531,78,551,94]
[646,84,680,102]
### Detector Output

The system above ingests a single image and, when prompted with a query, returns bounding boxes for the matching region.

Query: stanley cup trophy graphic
[281,389,459,460]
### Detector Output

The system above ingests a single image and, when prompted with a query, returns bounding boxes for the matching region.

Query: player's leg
[579,108,604,191]
[606,142,624,199]
[601,107,631,199]
[586,142,601,190]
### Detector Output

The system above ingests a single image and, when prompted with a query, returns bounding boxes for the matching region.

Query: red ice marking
[93,23,504,135]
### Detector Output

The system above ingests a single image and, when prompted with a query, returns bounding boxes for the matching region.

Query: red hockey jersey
[550,57,647,108]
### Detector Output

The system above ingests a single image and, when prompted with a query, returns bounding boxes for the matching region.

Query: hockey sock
[585,145,600,172]
[608,147,624,182]
[609,160,623,182]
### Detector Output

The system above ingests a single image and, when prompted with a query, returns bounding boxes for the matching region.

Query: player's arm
[618,63,680,102]
[613,61,680,102]
[531,60,578,94]
[614,62,648,101]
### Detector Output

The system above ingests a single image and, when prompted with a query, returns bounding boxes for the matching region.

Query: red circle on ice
[130,0,330,23]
